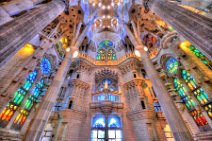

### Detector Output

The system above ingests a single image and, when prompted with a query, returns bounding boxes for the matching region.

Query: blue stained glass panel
[40,57,52,75]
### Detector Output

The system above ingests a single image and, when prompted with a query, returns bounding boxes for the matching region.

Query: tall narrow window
[141,101,146,109]
[0,70,37,127]
[68,101,73,109]
[108,49,117,60]
[173,78,208,126]
[181,70,211,119]
[96,49,106,61]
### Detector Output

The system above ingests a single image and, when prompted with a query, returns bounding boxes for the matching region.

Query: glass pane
[116,130,122,138]
[98,130,105,138]
[108,130,115,138]
[91,130,97,138]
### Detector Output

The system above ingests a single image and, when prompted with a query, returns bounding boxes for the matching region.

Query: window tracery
[91,114,122,141]
[163,56,210,127]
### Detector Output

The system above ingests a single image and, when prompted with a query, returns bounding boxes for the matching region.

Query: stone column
[124,23,193,140]
[146,0,212,60]
[24,25,89,140]
[138,48,193,140]
[23,47,76,141]
[0,0,65,67]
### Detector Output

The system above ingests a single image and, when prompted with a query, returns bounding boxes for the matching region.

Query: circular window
[165,57,179,75]
[40,57,52,75]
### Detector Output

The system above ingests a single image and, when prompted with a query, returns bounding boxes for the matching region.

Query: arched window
[180,41,212,70]
[173,78,196,111]
[165,57,179,76]
[0,70,37,127]
[12,78,45,129]
[91,114,122,140]
[173,78,208,126]
[108,49,117,60]
[96,49,106,61]
[181,70,209,105]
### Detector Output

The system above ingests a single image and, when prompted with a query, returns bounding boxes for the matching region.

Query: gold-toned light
[16,43,35,58]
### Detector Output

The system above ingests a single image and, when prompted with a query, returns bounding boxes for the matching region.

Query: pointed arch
[96,49,106,61]
[108,49,117,60]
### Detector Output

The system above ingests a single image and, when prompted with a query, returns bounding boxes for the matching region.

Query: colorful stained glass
[189,45,212,70]
[96,49,106,61]
[99,40,113,49]
[181,70,198,90]
[181,70,211,119]
[191,110,208,126]
[193,88,209,105]
[92,115,106,128]
[173,78,196,111]
[204,104,212,119]
[166,57,179,75]
[0,70,37,127]
[108,49,117,60]
[40,57,52,75]
[13,109,29,126]
[108,116,121,128]
[12,78,46,127]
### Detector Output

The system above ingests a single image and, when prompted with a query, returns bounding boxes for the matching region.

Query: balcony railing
[77,53,140,66]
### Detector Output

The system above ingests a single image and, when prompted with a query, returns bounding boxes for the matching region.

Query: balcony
[90,101,124,113]
[77,53,140,66]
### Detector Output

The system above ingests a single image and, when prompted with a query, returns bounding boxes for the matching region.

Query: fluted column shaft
[148,0,212,60]
[0,0,65,67]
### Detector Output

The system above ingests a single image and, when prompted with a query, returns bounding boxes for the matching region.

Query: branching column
[147,0,212,60]
[0,0,65,67]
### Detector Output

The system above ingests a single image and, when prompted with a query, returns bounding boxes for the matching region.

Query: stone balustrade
[77,53,140,66]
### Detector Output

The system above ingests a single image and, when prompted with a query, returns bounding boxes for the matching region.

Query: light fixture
[134,50,141,57]
[92,3,95,7]
[107,15,111,18]
[98,3,102,7]
[102,5,106,9]
[73,51,79,58]
[102,15,106,18]
[111,2,114,7]
[144,46,148,51]
[107,6,111,9]
[66,48,70,52]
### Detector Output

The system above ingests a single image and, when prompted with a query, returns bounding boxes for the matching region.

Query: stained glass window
[12,78,46,128]
[40,57,52,75]
[108,49,117,60]
[108,116,121,128]
[181,70,198,90]
[96,49,106,61]
[191,110,208,126]
[0,71,37,127]
[91,114,122,140]
[181,70,211,119]
[165,57,179,75]
[99,40,113,49]
[189,45,212,70]
[173,78,196,111]
[92,115,106,128]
